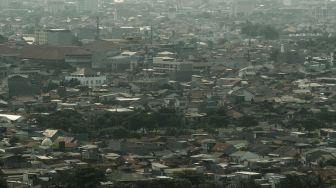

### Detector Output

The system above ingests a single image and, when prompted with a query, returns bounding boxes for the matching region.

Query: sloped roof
[71,68,96,76]
[269,146,298,157]
[0,44,18,55]
[19,46,91,60]
[0,114,22,121]
[82,40,120,52]
[43,129,59,138]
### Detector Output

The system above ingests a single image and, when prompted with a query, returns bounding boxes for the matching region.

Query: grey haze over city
[0,0,336,187]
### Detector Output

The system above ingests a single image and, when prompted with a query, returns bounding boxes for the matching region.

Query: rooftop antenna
[150,25,153,45]
[247,39,251,66]
[114,8,118,21]
[96,16,100,40]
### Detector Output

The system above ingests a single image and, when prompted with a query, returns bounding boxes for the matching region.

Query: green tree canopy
[238,115,259,127]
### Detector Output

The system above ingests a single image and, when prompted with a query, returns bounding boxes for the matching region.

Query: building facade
[65,68,106,88]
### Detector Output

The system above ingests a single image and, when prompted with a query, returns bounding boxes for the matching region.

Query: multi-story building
[153,57,194,81]
[153,57,193,73]
[34,30,48,45]
[46,29,73,46]
[77,0,98,13]
[35,29,73,46]
[0,0,9,9]
[65,68,106,88]
[47,0,66,15]
[231,0,256,17]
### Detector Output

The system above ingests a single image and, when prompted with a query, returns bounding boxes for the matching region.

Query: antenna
[96,16,100,40]
[150,25,153,44]
[247,39,251,66]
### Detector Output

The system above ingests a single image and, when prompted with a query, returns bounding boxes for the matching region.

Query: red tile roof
[0,44,19,55]
[19,46,91,61]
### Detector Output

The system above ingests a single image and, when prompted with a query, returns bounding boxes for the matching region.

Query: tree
[36,109,88,133]
[74,166,105,188]
[217,38,227,45]
[301,118,323,131]
[56,166,105,188]
[241,22,279,40]
[99,126,129,138]
[126,112,158,133]
[261,26,279,40]
[285,50,304,64]
[238,115,258,127]
[270,48,280,62]
[0,176,7,188]
[316,111,336,123]
[154,108,182,128]
[9,136,19,145]
[173,170,205,186]
[281,173,324,188]
[64,78,81,87]
[205,108,229,128]
[0,35,7,43]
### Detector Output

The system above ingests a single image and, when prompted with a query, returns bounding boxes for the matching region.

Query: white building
[153,57,193,73]
[65,68,106,88]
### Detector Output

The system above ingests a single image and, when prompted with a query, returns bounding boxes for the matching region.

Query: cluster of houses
[1,0,336,187]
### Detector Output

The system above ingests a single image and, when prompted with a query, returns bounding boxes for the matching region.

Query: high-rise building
[282,0,292,6]
[47,29,73,46]
[35,29,73,46]
[312,7,328,21]
[231,0,256,18]
[35,30,48,45]
[47,0,66,14]
[77,0,98,13]
[0,0,9,9]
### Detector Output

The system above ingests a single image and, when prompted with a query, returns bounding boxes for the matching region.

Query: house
[212,143,237,156]
[54,136,78,151]
[304,148,336,165]
[268,146,299,158]
[229,88,256,102]
[42,129,67,142]
[0,114,23,122]
[151,162,169,175]
[0,154,29,168]
[230,151,260,164]
[79,144,99,162]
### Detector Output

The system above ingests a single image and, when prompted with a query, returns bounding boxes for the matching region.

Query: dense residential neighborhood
[1,0,336,187]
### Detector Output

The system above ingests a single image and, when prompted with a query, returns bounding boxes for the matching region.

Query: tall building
[231,0,256,17]
[282,0,292,6]
[77,0,98,13]
[331,52,335,67]
[47,29,73,46]
[34,30,48,45]
[47,0,66,15]
[35,29,73,46]
[0,0,9,9]
[312,6,328,22]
